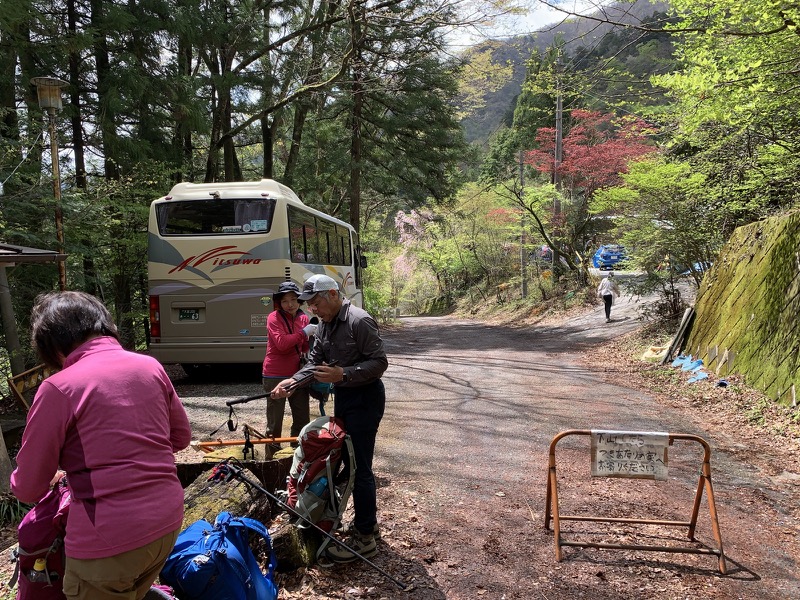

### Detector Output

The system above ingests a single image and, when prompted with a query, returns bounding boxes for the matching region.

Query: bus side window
[331,225,346,265]
[289,205,318,262]
[318,219,334,265]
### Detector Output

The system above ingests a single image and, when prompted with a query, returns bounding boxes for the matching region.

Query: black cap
[273,281,302,305]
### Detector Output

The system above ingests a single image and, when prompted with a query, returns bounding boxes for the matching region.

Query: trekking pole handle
[282,360,338,393]
[225,393,269,407]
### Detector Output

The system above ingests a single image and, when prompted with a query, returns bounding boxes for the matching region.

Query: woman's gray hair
[31,291,119,369]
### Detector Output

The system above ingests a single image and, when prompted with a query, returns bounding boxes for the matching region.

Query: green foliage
[652,0,800,216]
[0,493,30,527]
[456,42,515,120]
[593,157,719,283]
[392,182,523,313]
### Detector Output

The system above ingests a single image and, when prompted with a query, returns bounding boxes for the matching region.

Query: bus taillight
[149,295,161,339]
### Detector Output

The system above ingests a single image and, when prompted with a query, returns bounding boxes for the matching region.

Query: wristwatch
[340,369,348,383]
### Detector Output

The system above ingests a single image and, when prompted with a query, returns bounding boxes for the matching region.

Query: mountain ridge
[462,0,671,143]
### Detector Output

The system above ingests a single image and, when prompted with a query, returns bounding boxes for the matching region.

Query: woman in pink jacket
[11,291,191,600]
[262,281,316,451]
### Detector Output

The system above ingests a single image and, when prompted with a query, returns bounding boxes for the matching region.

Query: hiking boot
[339,521,381,540]
[325,532,377,563]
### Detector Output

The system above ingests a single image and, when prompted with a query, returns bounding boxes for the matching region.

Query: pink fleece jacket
[11,337,192,559]
[261,309,310,377]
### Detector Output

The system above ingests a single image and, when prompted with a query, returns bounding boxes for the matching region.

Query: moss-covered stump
[180,465,273,530]
[269,516,326,571]
[176,457,292,490]
[176,459,325,572]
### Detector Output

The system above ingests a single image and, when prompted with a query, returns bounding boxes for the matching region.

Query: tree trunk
[283,102,309,186]
[0,266,21,493]
[91,0,119,180]
[348,64,363,233]
[261,115,273,179]
[181,465,273,531]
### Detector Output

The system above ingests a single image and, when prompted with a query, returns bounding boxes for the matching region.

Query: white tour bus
[147,179,365,376]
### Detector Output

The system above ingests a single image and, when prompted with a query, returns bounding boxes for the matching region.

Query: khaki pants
[62,529,179,600]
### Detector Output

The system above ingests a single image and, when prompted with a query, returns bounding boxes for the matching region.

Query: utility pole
[519,151,527,298]
[553,49,563,218]
[32,76,68,290]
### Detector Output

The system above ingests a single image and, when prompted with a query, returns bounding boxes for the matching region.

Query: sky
[446,0,602,49]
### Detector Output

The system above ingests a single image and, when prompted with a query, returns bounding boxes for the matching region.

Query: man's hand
[271,378,297,398]
[313,363,345,383]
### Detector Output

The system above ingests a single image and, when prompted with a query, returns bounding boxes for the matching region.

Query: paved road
[370,303,799,598]
[168,283,798,598]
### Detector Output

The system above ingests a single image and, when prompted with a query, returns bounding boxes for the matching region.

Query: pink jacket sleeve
[10,382,70,504]
[164,375,191,452]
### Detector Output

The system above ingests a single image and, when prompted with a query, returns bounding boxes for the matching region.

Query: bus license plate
[179,308,200,321]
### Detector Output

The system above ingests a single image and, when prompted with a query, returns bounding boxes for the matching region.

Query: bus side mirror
[359,255,368,269]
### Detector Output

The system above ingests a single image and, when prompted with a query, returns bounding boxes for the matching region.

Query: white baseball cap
[298,274,339,301]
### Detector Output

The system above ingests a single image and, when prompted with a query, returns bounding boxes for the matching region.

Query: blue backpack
[160,512,278,600]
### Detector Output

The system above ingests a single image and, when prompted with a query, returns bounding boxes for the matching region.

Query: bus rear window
[156,198,277,235]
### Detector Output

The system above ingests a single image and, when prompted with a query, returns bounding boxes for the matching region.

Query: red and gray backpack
[284,416,354,558]
[10,477,70,600]
[9,478,177,600]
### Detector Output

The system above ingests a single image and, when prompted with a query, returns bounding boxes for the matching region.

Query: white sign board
[591,430,669,481]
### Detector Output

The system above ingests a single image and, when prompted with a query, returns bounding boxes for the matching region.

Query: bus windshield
[156,198,277,235]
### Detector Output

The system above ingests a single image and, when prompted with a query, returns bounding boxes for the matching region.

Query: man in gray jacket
[272,274,388,563]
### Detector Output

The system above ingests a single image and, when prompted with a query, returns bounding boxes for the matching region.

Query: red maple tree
[524,109,657,199]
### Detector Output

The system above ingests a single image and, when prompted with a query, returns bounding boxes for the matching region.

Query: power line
[0,132,43,196]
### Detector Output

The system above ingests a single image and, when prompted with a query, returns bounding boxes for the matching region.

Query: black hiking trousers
[333,379,386,535]
[603,294,613,320]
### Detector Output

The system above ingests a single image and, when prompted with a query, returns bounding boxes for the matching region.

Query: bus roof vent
[278,183,302,204]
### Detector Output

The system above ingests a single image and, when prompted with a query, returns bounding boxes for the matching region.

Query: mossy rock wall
[686,211,800,405]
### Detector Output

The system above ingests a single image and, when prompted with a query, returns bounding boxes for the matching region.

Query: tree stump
[176,459,323,572]
[269,516,325,571]
[181,465,272,529]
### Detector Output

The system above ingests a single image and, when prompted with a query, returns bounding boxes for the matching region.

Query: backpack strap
[7,548,20,590]
[225,516,277,580]
[209,514,264,589]
[294,464,330,531]
[7,537,64,589]
[315,434,356,560]
[278,310,306,364]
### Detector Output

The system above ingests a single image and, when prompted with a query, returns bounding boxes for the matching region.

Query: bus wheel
[181,363,210,380]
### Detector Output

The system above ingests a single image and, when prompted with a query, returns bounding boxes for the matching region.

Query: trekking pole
[212,458,412,592]
[226,393,270,406]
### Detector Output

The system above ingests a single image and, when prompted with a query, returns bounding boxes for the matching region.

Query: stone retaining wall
[686,211,799,406]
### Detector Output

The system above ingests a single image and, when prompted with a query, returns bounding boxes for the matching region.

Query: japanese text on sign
[590,430,669,481]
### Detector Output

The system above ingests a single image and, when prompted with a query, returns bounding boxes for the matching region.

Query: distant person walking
[597,271,620,323]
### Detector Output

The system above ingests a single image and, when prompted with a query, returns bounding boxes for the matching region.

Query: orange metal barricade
[544,429,727,574]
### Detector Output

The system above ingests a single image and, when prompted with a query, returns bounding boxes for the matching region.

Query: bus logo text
[169,246,262,273]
